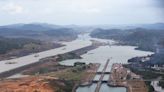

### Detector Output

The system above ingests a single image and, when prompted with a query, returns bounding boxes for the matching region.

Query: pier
[94,59,110,92]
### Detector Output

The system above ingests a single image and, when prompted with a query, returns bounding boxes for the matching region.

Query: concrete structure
[94,59,110,92]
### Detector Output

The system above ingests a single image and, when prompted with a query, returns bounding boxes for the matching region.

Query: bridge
[94,59,110,92]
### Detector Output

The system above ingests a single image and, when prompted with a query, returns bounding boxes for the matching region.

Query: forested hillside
[91,28,164,51]
[0,37,41,54]
[0,23,78,41]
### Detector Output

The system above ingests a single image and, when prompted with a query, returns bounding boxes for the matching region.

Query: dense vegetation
[49,80,74,92]
[124,64,164,79]
[159,81,164,88]
[0,23,78,57]
[56,52,82,61]
[145,81,155,92]
[0,36,41,54]
[22,52,81,75]
[48,65,88,92]
[0,23,78,41]
[159,39,164,47]
[158,76,164,88]
[91,28,164,52]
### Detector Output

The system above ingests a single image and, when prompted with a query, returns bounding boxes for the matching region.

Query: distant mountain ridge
[91,27,164,51]
[0,23,78,41]
[90,23,164,30]
[137,23,164,30]
[0,23,63,31]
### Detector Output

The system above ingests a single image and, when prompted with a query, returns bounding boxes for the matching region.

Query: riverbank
[0,38,103,91]
[0,63,100,92]
[0,38,103,78]
[124,63,164,92]
[0,42,64,61]
[0,33,154,92]
[68,63,100,92]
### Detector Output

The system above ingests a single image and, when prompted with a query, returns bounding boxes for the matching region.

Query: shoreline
[91,36,155,53]
[0,40,102,79]
[0,43,64,61]
[108,63,148,92]
[72,63,100,92]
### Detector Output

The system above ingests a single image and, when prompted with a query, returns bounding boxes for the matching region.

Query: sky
[0,0,164,25]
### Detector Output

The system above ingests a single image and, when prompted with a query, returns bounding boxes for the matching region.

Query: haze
[0,0,164,25]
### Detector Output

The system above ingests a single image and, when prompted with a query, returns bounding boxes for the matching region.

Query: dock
[94,59,110,92]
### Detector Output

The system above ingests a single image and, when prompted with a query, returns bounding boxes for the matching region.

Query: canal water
[59,34,153,92]
[60,45,153,71]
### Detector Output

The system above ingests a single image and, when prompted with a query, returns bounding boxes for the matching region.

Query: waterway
[0,34,92,73]
[0,33,154,92]
[59,34,153,92]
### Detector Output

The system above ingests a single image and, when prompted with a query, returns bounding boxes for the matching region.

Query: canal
[2,33,153,91]
[60,34,153,92]
[0,34,92,73]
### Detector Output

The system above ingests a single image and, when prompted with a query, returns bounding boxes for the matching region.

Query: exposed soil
[0,40,103,92]
[0,63,100,92]
[0,76,55,92]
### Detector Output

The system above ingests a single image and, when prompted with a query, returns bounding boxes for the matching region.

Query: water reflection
[103,74,109,81]
[93,74,101,81]
[100,83,126,92]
